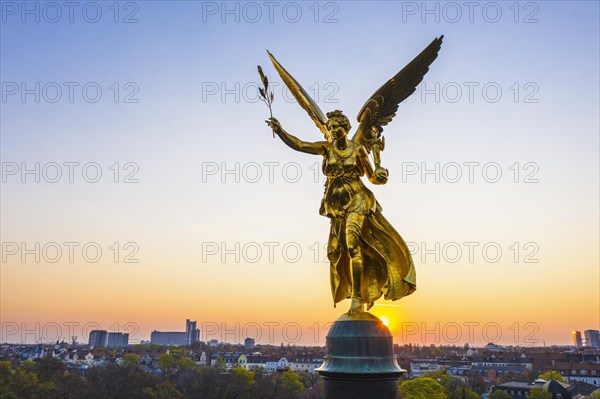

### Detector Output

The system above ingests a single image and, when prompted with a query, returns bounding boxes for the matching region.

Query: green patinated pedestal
[316,312,404,399]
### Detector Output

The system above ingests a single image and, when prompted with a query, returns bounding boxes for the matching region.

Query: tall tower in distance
[186,319,200,345]
[88,330,108,349]
[584,330,600,348]
[572,331,583,348]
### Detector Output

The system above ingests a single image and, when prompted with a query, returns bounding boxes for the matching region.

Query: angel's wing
[267,50,329,139]
[352,36,444,153]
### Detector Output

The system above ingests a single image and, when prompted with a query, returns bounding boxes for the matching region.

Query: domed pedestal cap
[316,312,405,399]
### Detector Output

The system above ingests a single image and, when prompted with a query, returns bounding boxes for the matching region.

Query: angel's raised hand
[266,117,283,134]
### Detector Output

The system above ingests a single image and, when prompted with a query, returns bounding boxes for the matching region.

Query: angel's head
[326,110,351,141]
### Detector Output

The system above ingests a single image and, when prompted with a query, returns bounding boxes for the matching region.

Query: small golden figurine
[262,36,443,315]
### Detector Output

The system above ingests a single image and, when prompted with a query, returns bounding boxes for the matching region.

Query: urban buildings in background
[572,330,600,349]
[107,333,129,347]
[88,330,108,349]
[245,338,255,350]
[584,330,600,348]
[150,331,186,346]
[492,379,591,399]
[89,325,599,350]
[48,324,600,351]
[574,331,584,348]
[186,319,200,345]
[88,330,129,349]
[150,319,200,346]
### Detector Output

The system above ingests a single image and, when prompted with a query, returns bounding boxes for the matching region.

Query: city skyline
[1,1,599,351]
[3,317,600,348]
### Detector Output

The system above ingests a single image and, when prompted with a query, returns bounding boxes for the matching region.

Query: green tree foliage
[169,349,184,361]
[175,366,222,399]
[0,361,16,399]
[0,357,317,399]
[489,390,513,399]
[223,368,255,399]
[159,354,175,371]
[176,357,196,371]
[159,353,176,379]
[189,341,207,353]
[537,370,566,383]
[84,363,158,399]
[450,387,479,399]
[143,383,183,399]
[301,371,325,399]
[21,359,36,372]
[53,373,86,399]
[36,358,87,399]
[497,369,528,383]
[122,354,140,367]
[14,368,50,399]
[35,358,65,381]
[423,370,480,398]
[424,370,450,387]
[399,377,447,399]
[214,356,226,373]
[274,370,305,399]
[464,370,489,394]
[528,388,553,399]
[253,367,278,399]
[0,359,87,399]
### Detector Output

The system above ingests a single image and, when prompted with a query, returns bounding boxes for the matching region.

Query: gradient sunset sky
[1,1,598,346]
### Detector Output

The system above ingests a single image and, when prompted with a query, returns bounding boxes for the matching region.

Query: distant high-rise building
[108,332,129,347]
[186,319,200,345]
[151,319,200,346]
[89,330,108,349]
[572,331,583,347]
[245,338,255,349]
[151,331,187,346]
[584,329,600,347]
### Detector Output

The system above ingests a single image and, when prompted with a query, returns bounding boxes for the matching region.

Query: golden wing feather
[353,36,444,153]
[267,50,329,139]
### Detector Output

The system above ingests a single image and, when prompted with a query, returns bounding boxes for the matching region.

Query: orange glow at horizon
[1,253,598,346]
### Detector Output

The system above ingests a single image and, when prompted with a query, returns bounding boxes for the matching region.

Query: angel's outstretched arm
[268,118,327,155]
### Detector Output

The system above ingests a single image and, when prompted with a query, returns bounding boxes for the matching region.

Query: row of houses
[3,344,110,366]
[402,350,600,387]
[1,343,327,375]
[210,352,324,374]
[492,379,599,399]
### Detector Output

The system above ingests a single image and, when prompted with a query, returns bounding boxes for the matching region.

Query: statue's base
[316,312,404,399]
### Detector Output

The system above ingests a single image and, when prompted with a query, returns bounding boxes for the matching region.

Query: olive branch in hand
[257,65,275,138]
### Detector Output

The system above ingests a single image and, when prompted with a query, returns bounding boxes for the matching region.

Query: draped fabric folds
[327,211,416,306]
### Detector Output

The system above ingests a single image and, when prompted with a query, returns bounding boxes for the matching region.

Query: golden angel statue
[264,36,444,315]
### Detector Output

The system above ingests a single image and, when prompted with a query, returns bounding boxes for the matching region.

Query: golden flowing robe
[319,140,416,306]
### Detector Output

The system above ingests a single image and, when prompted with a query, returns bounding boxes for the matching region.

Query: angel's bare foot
[348,298,364,315]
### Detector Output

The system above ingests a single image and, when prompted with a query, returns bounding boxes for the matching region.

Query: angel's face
[327,118,348,140]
